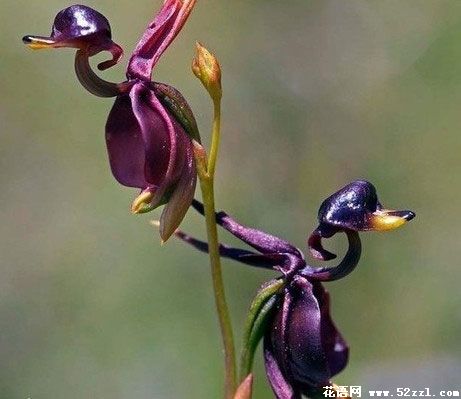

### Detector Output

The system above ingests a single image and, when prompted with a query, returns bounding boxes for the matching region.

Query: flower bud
[192,42,222,102]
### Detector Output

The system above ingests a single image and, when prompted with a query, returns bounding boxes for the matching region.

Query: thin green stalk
[196,97,236,399]
[207,99,221,176]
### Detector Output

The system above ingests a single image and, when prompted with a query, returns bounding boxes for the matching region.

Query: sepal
[153,82,201,143]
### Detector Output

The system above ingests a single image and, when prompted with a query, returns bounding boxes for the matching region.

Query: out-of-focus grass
[1,1,460,398]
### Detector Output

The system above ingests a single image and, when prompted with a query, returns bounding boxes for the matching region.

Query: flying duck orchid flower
[308,179,415,262]
[23,1,200,241]
[264,181,415,398]
[173,180,415,398]
[263,275,348,399]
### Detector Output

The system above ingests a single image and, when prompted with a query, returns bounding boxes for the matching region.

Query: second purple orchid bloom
[23,1,199,241]
[178,180,414,398]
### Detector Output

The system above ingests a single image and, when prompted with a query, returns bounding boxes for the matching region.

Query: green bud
[192,42,222,103]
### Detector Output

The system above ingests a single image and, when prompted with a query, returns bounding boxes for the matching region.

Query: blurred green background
[2,0,461,397]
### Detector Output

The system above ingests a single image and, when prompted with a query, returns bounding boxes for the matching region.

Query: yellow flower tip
[192,42,222,102]
[131,190,155,214]
[370,209,416,232]
[22,35,56,50]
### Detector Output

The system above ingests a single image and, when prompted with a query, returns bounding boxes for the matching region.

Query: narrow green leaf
[239,279,284,380]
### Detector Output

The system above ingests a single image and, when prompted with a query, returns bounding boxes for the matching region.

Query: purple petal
[106,82,181,196]
[51,5,111,43]
[264,333,301,399]
[307,227,337,261]
[127,0,196,80]
[129,83,178,194]
[270,287,292,380]
[173,229,287,269]
[190,200,304,258]
[313,282,349,377]
[286,276,331,388]
[105,90,148,188]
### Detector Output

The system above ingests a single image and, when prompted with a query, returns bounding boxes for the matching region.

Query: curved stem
[74,50,128,97]
[195,97,236,398]
[302,231,361,282]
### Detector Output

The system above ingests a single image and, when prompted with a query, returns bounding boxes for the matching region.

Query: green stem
[196,97,236,399]
[208,99,221,176]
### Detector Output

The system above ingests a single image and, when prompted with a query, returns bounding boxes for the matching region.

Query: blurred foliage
[1,0,460,398]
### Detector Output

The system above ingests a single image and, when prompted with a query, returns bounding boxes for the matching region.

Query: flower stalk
[193,44,236,398]
[200,174,237,399]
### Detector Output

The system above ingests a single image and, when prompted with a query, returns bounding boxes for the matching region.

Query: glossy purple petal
[264,287,301,399]
[190,200,304,258]
[105,82,183,199]
[173,229,294,269]
[51,5,111,45]
[304,230,362,282]
[264,276,348,396]
[313,282,349,376]
[317,180,380,232]
[264,334,301,399]
[270,286,293,380]
[130,83,178,191]
[285,276,331,388]
[105,88,149,188]
[307,227,337,261]
[127,0,197,80]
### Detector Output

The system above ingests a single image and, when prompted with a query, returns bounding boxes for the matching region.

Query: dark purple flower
[175,180,414,398]
[23,1,199,241]
[264,276,348,399]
